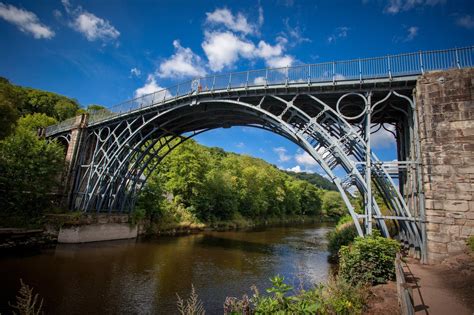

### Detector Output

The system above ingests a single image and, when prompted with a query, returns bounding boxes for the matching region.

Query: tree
[0,78,19,139]
[0,128,65,218]
[17,113,57,133]
[322,191,346,218]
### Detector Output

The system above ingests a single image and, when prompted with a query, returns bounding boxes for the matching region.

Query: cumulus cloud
[274,147,292,162]
[384,0,445,14]
[205,7,258,35]
[202,8,295,71]
[202,31,294,71]
[61,0,119,43]
[158,40,206,78]
[202,31,256,71]
[73,12,119,41]
[287,165,303,173]
[457,15,474,29]
[0,2,54,39]
[265,55,294,68]
[135,74,162,98]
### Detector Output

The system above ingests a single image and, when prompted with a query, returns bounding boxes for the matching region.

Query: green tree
[0,77,19,139]
[322,191,346,218]
[0,128,65,219]
[17,113,57,133]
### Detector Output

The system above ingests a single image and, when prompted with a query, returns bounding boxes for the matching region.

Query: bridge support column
[416,68,474,264]
[62,114,88,209]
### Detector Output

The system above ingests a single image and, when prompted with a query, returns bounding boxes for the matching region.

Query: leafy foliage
[284,170,337,191]
[322,191,346,218]
[327,220,358,262]
[223,275,368,315]
[339,232,400,285]
[0,128,64,220]
[17,113,57,133]
[137,140,333,224]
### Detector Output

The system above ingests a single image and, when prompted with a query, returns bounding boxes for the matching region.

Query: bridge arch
[60,89,427,245]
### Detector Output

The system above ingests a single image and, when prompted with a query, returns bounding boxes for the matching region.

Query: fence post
[332,61,336,84]
[388,55,392,80]
[285,66,289,86]
[358,58,362,83]
[419,51,424,74]
[265,68,268,87]
[455,47,461,69]
[228,73,232,90]
[308,64,311,85]
[212,75,216,91]
[246,71,249,88]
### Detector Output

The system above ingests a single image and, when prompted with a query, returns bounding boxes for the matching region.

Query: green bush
[327,222,358,262]
[339,232,400,285]
[223,275,368,315]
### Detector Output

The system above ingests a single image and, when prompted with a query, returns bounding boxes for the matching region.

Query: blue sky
[1,0,473,176]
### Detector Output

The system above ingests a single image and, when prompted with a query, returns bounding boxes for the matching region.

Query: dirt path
[405,253,474,315]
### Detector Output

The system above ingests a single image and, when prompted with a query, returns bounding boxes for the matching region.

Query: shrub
[223,275,368,315]
[339,232,400,285]
[176,285,205,315]
[327,222,358,262]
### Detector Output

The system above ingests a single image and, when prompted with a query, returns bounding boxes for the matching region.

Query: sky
[1,0,473,177]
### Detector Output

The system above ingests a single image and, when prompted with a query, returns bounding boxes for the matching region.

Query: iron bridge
[46,46,474,262]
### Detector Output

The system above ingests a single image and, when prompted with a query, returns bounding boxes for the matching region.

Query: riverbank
[0,213,337,249]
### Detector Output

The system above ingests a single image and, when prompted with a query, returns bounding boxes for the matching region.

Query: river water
[0,223,334,314]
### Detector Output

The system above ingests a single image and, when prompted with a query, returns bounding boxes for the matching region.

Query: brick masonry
[416,68,474,264]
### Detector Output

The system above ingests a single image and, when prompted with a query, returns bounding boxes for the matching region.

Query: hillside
[284,170,337,191]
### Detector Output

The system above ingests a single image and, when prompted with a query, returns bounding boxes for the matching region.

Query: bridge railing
[46,46,474,134]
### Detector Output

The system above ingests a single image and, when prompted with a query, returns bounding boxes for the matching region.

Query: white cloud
[254,76,266,85]
[205,8,258,35]
[384,0,445,14]
[405,26,418,41]
[457,15,474,30]
[273,147,291,162]
[235,142,245,148]
[202,31,256,71]
[73,12,119,41]
[202,8,294,71]
[327,26,349,44]
[266,55,294,68]
[130,67,141,77]
[371,124,396,149]
[61,0,119,43]
[158,40,206,78]
[135,74,166,98]
[295,151,318,167]
[288,165,302,173]
[0,3,54,39]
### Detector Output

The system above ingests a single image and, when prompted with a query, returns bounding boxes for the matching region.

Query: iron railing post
[388,55,392,80]
[265,68,268,87]
[332,61,336,84]
[308,64,311,85]
[211,75,216,91]
[358,58,362,83]
[419,51,424,74]
[285,66,289,86]
[228,73,232,89]
[245,71,249,88]
[455,47,461,69]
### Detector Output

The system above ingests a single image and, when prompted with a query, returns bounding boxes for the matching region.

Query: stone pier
[416,68,474,263]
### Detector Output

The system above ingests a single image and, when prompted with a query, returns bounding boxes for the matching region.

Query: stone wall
[416,68,474,263]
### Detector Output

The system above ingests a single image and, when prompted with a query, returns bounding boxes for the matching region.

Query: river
[0,223,334,314]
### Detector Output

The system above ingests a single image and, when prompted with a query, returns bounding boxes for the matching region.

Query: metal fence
[395,253,415,315]
[46,46,474,135]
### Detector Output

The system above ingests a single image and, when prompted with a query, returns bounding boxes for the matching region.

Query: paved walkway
[404,256,473,315]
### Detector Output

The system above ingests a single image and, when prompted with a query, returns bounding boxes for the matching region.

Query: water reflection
[0,223,333,314]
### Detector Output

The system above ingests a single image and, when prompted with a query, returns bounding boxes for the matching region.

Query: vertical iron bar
[359,58,362,83]
[388,55,392,80]
[419,51,424,74]
[332,61,336,84]
[366,92,373,235]
[455,47,461,69]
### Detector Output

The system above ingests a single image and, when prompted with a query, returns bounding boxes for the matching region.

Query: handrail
[395,253,414,315]
[45,46,474,136]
